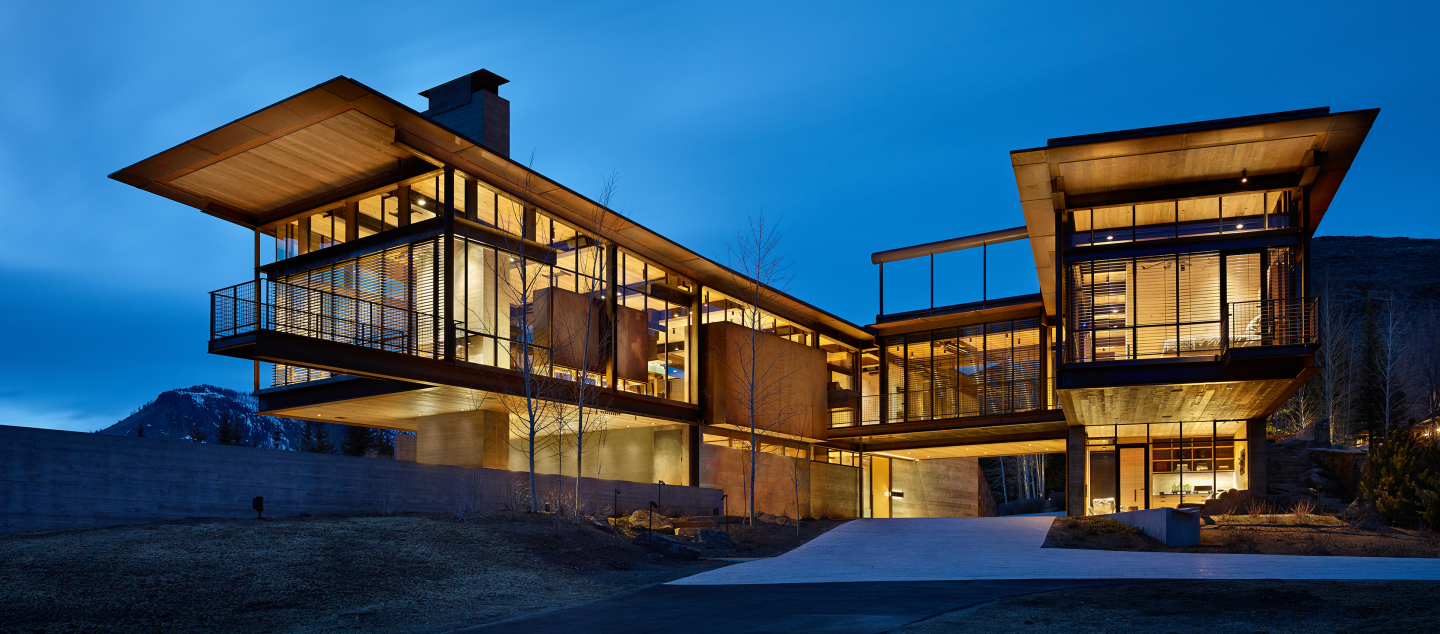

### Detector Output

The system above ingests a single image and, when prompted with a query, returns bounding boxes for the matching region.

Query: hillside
[1310,236,1440,303]
[98,384,386,452]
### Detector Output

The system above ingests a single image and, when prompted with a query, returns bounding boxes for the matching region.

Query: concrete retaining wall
[0,425,722,535]
[891,457,983,518]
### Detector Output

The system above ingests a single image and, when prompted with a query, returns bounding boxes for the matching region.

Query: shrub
[1359,434,1440,529]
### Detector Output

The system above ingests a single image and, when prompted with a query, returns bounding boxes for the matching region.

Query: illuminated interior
[1083,421,1248,515]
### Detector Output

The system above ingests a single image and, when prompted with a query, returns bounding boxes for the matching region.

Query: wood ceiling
[872,438,1066,461]
[169,110,411,214]
[1057,377,1306,426]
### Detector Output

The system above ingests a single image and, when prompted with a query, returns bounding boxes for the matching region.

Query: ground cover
[0,513,844,634]
[896,580,1440,633]
[1043,514,1440,557]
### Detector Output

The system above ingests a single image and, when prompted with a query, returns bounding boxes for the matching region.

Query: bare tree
[462,156,569,513]
[1404,301,1440,426]
[719,213,807,525]
[1318,276,1356,444]
[1376,293,1408,436]
[556,171,621,514]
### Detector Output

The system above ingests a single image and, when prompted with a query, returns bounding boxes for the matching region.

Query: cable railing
[210,279,450,360]
[833,378,1055,429]
[1228,297,1318,348]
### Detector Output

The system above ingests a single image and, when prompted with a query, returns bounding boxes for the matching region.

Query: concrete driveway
[669,517,1440,585]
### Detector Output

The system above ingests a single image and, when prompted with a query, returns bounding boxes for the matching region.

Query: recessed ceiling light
[418,200,426,206]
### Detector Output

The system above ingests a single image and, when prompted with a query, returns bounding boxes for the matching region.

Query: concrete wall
[890,457,984,518]
[0,425,722,535]
[506,425,687,484]
[416,410,508,469]
[701,443,809,518]
[810,461,860,518]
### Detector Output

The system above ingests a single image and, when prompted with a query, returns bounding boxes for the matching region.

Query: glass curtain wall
[1084,421,1248,515]
[700,288,814,346]
[1069,190,1294,247]
[616,250,692,402]
[877,318,1044,425]
[1066,247,1297,362]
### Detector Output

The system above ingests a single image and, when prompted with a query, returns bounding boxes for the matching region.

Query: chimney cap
[419,69,509,98]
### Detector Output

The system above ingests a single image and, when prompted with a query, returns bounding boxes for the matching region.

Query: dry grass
[0,512,728,634]
[1045,513,1440,557]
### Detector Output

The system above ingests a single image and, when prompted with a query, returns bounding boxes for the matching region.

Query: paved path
[670,517,1440,585]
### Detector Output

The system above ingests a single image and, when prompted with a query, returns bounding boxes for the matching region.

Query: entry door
[871,457,891,518]
[1118,445,1148,512]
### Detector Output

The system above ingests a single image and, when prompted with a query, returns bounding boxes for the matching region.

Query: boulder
[696,529,736,550]
[628,509,674,533]
[1279,437,1309,449]
[1300,468,1339,492]
[755,512,798,526]
[632,532,700,560]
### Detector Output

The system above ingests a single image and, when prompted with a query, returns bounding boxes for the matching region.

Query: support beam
[1067,426,1087,517]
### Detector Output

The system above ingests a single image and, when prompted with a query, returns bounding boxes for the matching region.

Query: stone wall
[0,425,721,535]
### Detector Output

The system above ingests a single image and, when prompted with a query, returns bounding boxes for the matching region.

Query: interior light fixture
[1237,223,1244,228]
[418,200,426,206]
[1241,169,1248,183]
[1106,235,1114,240]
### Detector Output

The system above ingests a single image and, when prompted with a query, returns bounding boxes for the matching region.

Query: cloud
[0,399,121,433]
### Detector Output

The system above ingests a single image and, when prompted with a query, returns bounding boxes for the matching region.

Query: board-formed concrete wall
[0,425,722,535]
[890,457,984,518]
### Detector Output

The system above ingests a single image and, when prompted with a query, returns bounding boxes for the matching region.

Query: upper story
[110,70,873,437]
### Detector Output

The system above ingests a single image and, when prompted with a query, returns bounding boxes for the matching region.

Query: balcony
[1067,297,1317,364]
[830,378,1056,429]
[210,279,449,362]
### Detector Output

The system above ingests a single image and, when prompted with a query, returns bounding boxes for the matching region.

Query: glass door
[1118,445,1148,512]
[1087,449,1116,515]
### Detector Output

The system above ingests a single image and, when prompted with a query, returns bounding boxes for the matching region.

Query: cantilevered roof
[110,77,873,346]
[1009,106,1379,316]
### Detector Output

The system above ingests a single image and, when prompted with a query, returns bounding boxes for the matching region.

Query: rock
[1279,438,1309,449]
[628,509,674,533]
[754,512,798,526]
[631,532,700,560]
[696,529,736,550]
[588,518,614,533]
[1300,470,1339,492]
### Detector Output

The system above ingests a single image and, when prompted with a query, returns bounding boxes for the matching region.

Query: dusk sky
[1,1,1434,432]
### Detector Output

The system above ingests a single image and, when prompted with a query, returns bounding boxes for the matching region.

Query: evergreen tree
[271,423,285,450]
[340,424,373,457]
[135,423,145,438]
[374,430,395,459]
[216,413,245,446]
[302,421,333,453]
[186,423,208,443]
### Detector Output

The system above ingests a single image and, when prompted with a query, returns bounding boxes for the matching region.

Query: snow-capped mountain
[99,384,388,452]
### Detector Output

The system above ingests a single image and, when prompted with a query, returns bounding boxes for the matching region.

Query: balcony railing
[210,279,449,360]
[1067,297,1319,362]
[831,378,1055,429]
[1227,297,1318,349]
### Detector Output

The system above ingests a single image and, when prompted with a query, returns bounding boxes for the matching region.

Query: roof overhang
[110,77,873,346]
[1008,106,1379,316]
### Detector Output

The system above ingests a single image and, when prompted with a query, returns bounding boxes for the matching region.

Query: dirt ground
[1044,514,1440,557]
[0,513,844,634]
[897,580,1440,634]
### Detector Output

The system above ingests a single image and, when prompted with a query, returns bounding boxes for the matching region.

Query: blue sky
[1,1,1433,432]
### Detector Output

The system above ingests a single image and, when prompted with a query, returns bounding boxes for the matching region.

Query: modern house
[110,69,1376,518]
